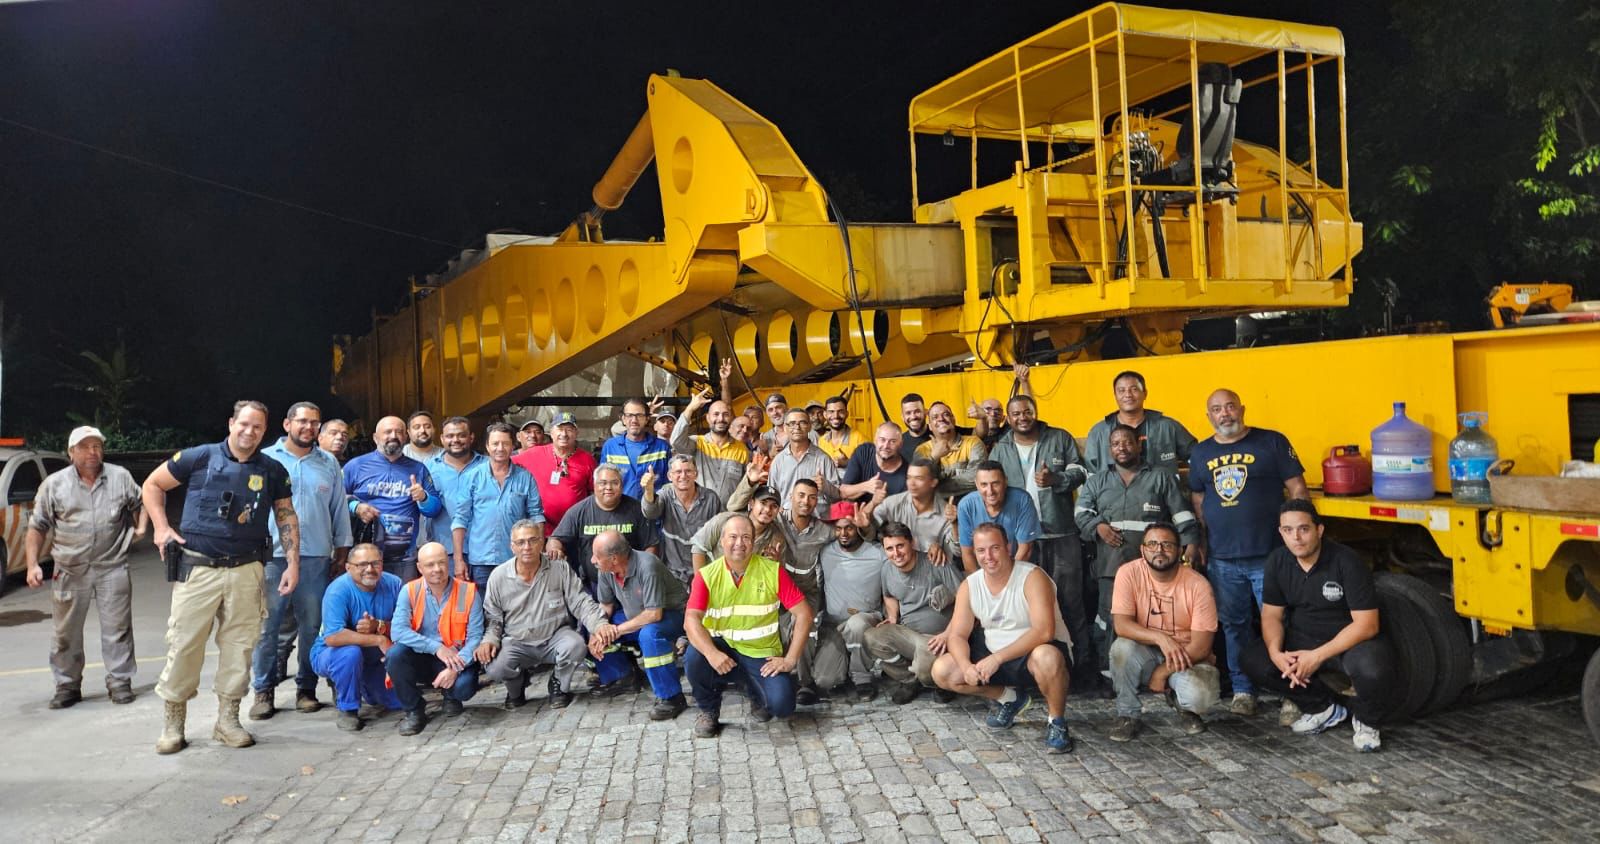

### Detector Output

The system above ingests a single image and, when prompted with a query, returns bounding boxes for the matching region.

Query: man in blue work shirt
[450,422,545,593]
[310,543,404,731]
[387,542,484,735]
[344,415,443,583]
[249,401,354,721]
[426,416,485,547]
[600,398,671,500]
[957,461,1042,573]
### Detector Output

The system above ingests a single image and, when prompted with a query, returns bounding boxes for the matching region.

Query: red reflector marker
[1560,522,1599,538]
[1370,506,1398,518]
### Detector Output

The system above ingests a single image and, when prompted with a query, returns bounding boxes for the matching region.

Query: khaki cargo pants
[155,561,266,703]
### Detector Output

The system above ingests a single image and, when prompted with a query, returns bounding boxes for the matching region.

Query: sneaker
[1290,702,1349,735]
[336,710,363,732]
[295,689,322,713]
[248,690,275,720]
[440,698,464,717]
[795,686,820,706]
[985,689,1032,729]
[889,681,922,705]
[1278,699,1302,728]
[650,695,688,721]
[398,708,428,736]
[1044,717,1073,753]
[547,674,574,709]
[1228,693,1257,717]
[694,711,721,738]
[1108,715,1141,742]
[1352,718,1381,752]
[108,685,136,705]
[750,702,774,723]
[1177,710,1207,735]
[49,686,82,710]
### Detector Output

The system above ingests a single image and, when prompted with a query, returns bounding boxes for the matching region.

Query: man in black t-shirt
[839,422,908,503]
[1188,388,1308,717]
[547,465,661,586]
[1240,499,1394,752]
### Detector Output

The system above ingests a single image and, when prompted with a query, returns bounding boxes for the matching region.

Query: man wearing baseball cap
[26,426,147,709]
[515,419,547,453]
[514,412,597,532]
[812,501,889,701]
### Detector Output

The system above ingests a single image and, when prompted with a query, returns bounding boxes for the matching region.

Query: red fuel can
[1323,445,1373,496]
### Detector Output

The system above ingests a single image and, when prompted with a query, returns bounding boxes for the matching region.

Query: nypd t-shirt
[1189,427,1304,558]
[1262,540,1376,649]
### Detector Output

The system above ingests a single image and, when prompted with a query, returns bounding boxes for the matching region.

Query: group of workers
[22,360,1396,757]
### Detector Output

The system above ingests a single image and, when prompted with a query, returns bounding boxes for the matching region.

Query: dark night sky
[0,0,1373,431]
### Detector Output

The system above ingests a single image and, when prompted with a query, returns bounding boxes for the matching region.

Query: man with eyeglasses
[309,544,404,731]
[249,402,354,721]
[768,408,840,510]
[1106,523,1219,742]
[516,412,598,533]
[601,398,672,500]
[1075,424,1200,681]
[547,464,660,586]
[477,520,609,710]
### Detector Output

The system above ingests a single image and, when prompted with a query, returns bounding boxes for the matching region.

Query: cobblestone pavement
[225,678,1600,843]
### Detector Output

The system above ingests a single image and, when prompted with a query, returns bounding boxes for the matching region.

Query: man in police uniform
[142,400,299,755]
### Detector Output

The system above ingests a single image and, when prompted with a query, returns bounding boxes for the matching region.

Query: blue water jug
[1371,401,1435,500]
[1448,412,1498,505]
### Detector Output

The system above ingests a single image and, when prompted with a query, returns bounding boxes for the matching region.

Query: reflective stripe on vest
[700,555,784,658]
[406,578,476,650]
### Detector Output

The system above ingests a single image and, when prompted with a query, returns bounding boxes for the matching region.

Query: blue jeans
[685,638,795,718]
[251,556,331,693]
[594,607,685,699]
[468,563,497,596]
[384,644,480,712]
[1206,554,1267,695]
[310,644,401,712]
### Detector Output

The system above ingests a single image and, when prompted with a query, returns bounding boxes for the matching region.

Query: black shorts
[969,633,1072,689]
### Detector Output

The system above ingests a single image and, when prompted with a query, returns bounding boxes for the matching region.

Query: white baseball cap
[68,426,106,449]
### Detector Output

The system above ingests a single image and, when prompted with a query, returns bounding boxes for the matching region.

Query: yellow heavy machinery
[333,4,1600,738]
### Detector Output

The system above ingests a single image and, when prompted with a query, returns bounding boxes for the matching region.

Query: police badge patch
[1213,464,1248,503]
[248,474,264,492]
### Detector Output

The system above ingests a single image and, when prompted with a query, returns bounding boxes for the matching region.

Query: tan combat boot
[213,695,256,748]
[156,699,188,755]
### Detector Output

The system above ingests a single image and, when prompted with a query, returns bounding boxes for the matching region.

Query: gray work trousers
[812,612,881,689]
[1108,638,1221,718]
[51,561,136,690]
[484,629,587,693]
[863,623,937,686]
[778,611,832,690]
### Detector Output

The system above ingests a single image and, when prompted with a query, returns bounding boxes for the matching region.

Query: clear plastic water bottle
[1448,412,1498,505]
[1371,401,1435,500]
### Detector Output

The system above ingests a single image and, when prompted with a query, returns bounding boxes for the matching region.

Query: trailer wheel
[1376,573,1472,715]
[1583,647,1600,748]
[1376,586,1438,723]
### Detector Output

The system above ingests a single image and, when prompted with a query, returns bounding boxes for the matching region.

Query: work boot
[590,665,642,698]
[889,680,922,705]
[213,696,256,748]
[249,690,275,721]
[1278,699,1302,728]
[108,685,136,705]
[440,698,464,717]
[156,699,188,755]
[650,694,688,721]
[295,689,321,713]
[336,710,363,732]
[694,711,721,738]
[547,673,574,709]
[1228,693,1257,717]
[1108,715,1142,743]
[398,708,428,736]
[49,686,82,710]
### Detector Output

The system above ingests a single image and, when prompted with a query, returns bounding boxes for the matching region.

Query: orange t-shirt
[1109,560,1217,647]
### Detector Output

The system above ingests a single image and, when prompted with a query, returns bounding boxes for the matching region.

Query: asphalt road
[0,543,352,843]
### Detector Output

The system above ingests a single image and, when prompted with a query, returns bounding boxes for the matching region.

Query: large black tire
[1376,585,1438,723]
[1376,573,1472,715]
[1583,647,1600,748]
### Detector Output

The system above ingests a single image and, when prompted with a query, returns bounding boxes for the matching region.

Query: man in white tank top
[930,523,1074,753]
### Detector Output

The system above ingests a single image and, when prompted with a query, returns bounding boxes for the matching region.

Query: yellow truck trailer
[331,4,1600,740]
